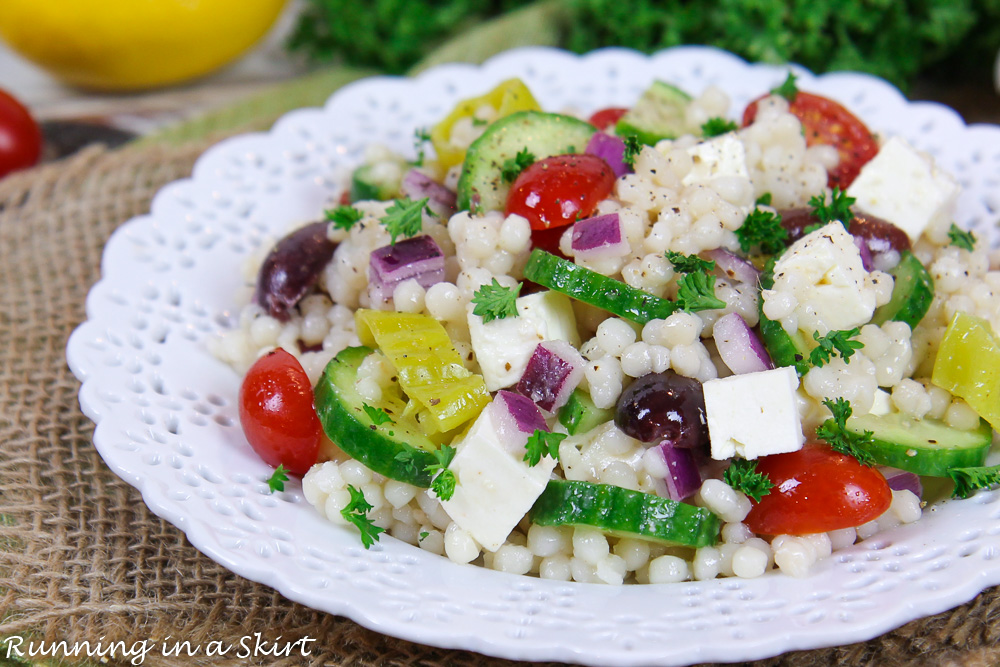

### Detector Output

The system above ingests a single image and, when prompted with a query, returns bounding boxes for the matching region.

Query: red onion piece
[368,234,445,306]
[401,169,457,218]
[571,212,629,259]
[704,248,760,285]
[254,221,337,322]
[713,312,774,374]
[491,390,549,452]
[515,340,585,412]
[853,235,874,272]
[656,441,702,501]
[879,466,922,497]
[585,132,631,178]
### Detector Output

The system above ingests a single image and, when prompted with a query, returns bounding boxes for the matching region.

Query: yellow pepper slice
[356,310,490,433]
[932,311,1000,429]
[430,78,540,171]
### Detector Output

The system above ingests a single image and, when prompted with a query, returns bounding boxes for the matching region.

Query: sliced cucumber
[615,80,694,146]
[558,388,614,435]
[523,249,677,324]
[350,164,400,202]
[871,250,934,329]
[314,345,437,487]
[530,480,720,548]
[757,260,811,374]
[456,110,595,213]
[836,411,992,477]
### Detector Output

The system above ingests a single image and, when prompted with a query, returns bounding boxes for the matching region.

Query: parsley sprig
[501,148,536,183]
[809,188,855,227]
[665,250,715,274]
[723,459,774,502]
[413,127,431,166]
[735,203,787,255]
[341,484,386,548]
[815,397,876,466]
[947,223,977,251]
[426,445,457,501]
[362,403,394,426]
[381,197,428,244]
[524,430,566,467]
[471,279,521,323]
[809,328,864,368]
[622,135,642,168]
[701,117,738,138]
[772,72,799,102]
[948,464,1000,499]
[667,251,726,312]
[325,204,364,231]
[266,464,290,493]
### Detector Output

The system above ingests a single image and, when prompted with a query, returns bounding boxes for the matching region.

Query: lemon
[0,0,288,91]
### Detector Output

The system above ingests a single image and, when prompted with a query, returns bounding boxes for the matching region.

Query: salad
[210,72,1000,586]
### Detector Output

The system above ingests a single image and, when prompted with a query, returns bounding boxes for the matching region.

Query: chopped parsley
[381,197,428,244]
[362,403,393,426]
[500,148,536,183]
[809,328,864,368]
[413,126,431,166]
[772,72,799,102]
[266,464,290,493]
[947,223,977,251]
[394,447,421,478]
[756,193,773,207]
[665,250,716,275]
[666,251,726,312]
[948,464,1000,499]
[471,278,521,323]
[622,135,642,168]
[735,206,787,255]
[815,398,876,466]
[809,188,855,227]
[524,430,566,467]
[341,484,386,548]
[723,459,774,503]
[325,204,364,231]
[701,117,738,138]
[426,445,457,501]
[419,530,430,541]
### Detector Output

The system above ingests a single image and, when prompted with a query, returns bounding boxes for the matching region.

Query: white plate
[67,47,1000,666]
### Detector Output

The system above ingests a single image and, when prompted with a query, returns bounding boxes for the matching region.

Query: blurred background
[0,0,998,175]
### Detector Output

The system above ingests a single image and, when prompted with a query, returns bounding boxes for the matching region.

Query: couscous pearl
[539,555,573,581]
[527,524,571,558]
[492,545,534,575]
[732,545,768,578]
[648,555,690,584]
[444,523,480,564]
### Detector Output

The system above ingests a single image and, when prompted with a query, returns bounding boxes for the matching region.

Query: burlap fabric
[2,140,1000,667]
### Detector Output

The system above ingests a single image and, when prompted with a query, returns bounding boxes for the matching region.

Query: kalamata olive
[254,221,337,322]
[614,371,708,447]
[778,207,909,269]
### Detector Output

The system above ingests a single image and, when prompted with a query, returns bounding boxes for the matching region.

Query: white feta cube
[846,136,959,242]
[704,366,805,460]
[682,133,749,187]
[440,402,556,551]
[870,388,892,416]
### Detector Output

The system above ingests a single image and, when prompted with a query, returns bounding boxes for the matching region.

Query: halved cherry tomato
[506,154,615,234]
[238,348,321,476]
[588,107,628,130]
[742,92,878,189]
[744,444,891,535]
[0,88,42,179]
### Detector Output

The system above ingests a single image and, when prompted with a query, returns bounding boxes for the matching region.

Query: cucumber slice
[757,260,811,374]
[350,164,401,202]
[615,80,695,146]
[314,345,437,487]
[456,110,595,213]
[871,250,934,329]
[837,411,992,477]
[558,388,613,435]
[530,480,720,548]
[523,249,678,324]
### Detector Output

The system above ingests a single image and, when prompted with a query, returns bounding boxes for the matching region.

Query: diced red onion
[853,235,874,272]
[515,340,585,412]
[368,234,445,306]
[401,169,457,218]
[490,390,549,452]
[585,132,631,178]
[656,441,702,501]
[704,248,760,285]
[879,466,922,497]
[713,312,774,374]
[571,212,629,260]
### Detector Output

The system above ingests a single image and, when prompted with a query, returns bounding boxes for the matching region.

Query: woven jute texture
[2,141,1000,667]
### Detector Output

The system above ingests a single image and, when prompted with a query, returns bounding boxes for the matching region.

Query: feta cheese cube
[846,136,959,242]
[682,133,749,187]
[441,400,556,551]
[704,366,805,460]
[870,388,892,416]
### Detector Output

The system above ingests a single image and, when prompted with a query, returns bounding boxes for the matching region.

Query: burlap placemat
[1,139,999,667]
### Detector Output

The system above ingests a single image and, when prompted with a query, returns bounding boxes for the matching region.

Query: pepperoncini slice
[932,311,1000,429]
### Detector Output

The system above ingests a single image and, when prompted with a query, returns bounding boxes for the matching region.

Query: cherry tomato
[506,154,615,234]
[0,88,42,179]
[744,444,891,535]
[588,107,628,130]
[238,348,321,476]
[742,92,878,189]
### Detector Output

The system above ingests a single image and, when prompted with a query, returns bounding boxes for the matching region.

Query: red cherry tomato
[506,154,615,233]
[744,444,891,535]
[742,92,878,189]
[0,88,42,179]
[238,348,321,476]
[588,107,629,130]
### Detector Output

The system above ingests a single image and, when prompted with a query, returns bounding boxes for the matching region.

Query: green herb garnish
[622,135,642,168]
[426,445,457,501]
[809,188,855,227]
[325,204,364,231]
[947,223,977,251]
[362,403,394,426]
[772,72,799,102]
[675,271,726,312]
[948,464,1000,499]
[723,459,774,502]
[524,430,566,467]
[815,397,876,466]
[501,148,536,183]
[701,117,738,137]
[413,126,431,166]
[735,207,787,255]
[381,197,428,244]
[266,464,290,493]
[665,250,715,275]
[341,484,386,548]
[419,530,430,541]
[809,328,864,367]
[471,278,521,322]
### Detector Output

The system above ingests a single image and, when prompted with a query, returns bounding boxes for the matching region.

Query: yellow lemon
[0,0,288,91]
